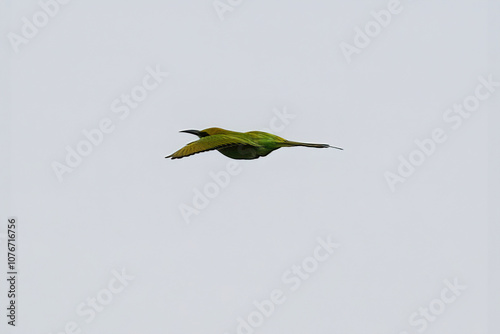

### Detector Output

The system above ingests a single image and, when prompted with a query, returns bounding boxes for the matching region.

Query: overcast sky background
[1,0,498,333]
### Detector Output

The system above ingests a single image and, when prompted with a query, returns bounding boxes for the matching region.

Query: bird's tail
[281,140,343,150]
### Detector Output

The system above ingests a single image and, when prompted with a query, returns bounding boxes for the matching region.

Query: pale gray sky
[1,0,498,333]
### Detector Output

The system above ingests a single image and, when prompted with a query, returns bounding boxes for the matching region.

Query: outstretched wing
[166,134,257,159]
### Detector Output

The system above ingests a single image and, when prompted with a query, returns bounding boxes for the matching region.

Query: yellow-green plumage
[166,127,342,160]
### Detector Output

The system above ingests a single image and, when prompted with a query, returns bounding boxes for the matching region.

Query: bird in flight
[166,127,342,160]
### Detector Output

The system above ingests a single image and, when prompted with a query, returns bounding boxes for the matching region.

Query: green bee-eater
[166,128,342,160]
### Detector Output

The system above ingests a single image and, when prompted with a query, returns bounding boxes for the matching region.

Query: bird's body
[166,127,342,160]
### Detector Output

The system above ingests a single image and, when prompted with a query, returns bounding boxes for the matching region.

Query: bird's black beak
[180,129,203,137]
[180,129,210,138]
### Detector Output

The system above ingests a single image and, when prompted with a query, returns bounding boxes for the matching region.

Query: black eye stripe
[199,131,210,137]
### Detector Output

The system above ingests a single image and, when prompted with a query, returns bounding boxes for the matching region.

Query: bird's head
[180,127,228,137]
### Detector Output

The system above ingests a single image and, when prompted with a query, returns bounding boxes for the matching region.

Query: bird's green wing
[166,134,257,159]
